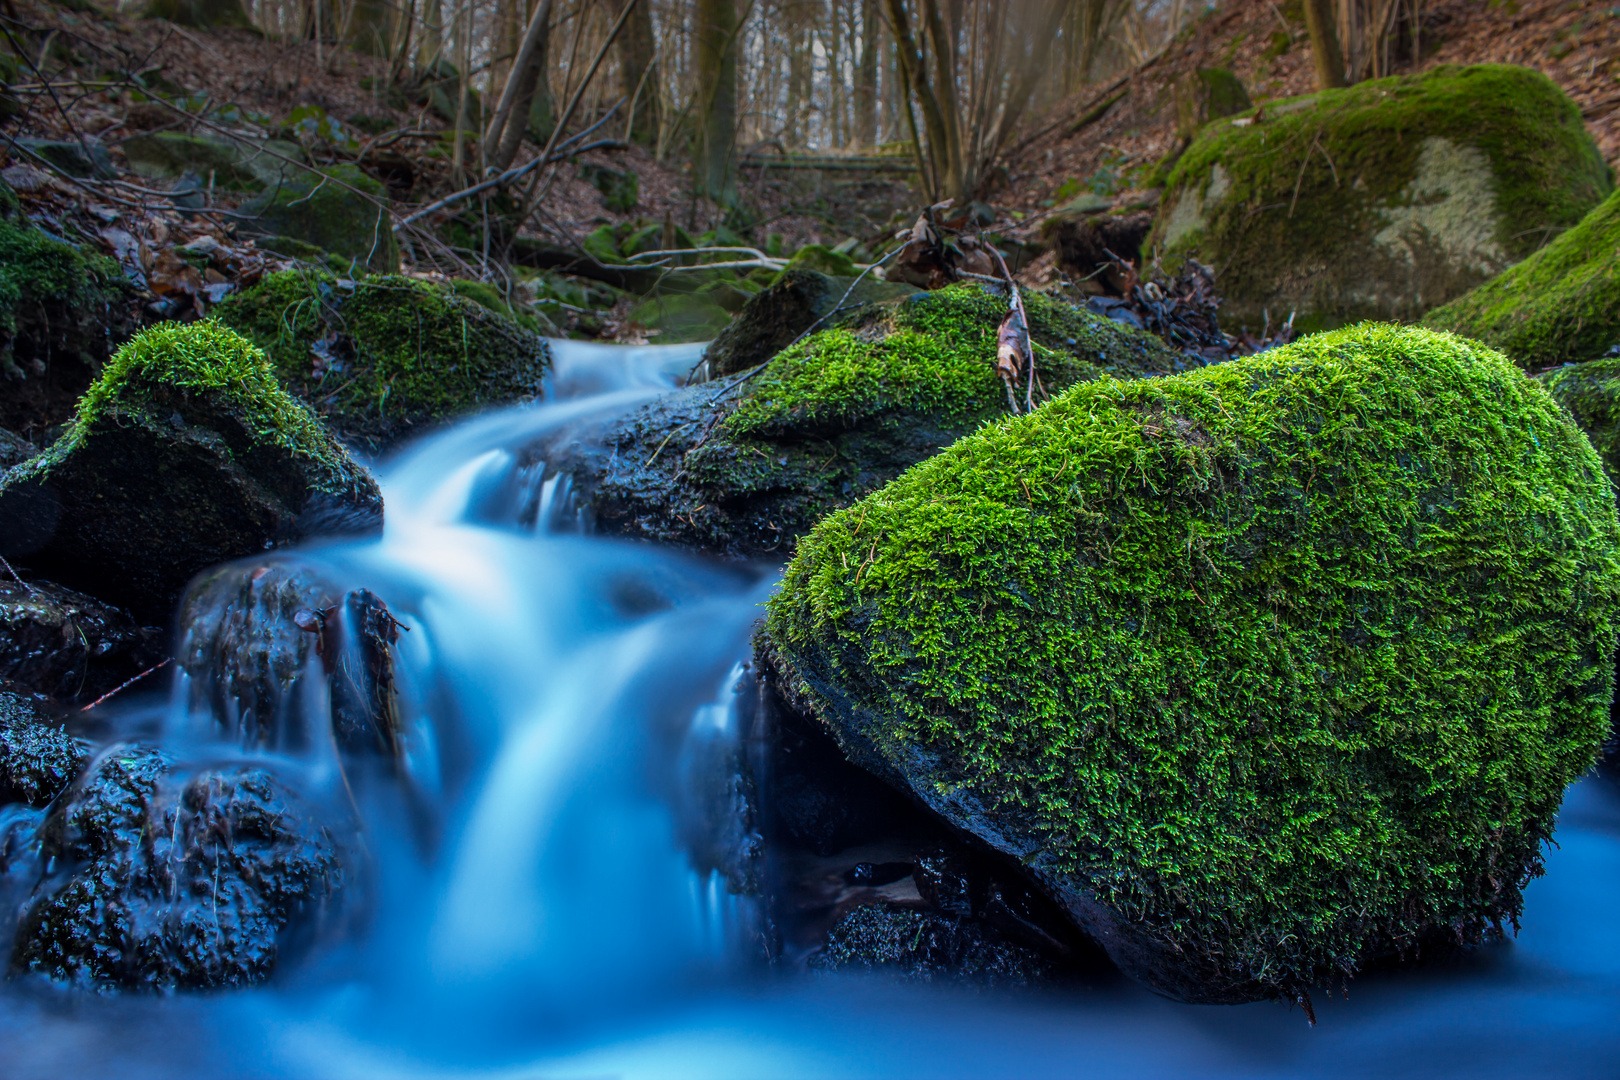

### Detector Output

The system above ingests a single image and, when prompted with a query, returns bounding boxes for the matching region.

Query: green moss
[1540,356,1620,483]
[631,291,733,343]
[780,244,860,279]
[0,205,124,345]
[768,323,1620,1000]
[213,268,550,452]
[726,284,1164,438]
[53,320,352,494]
[1425,190,1620,369]
[1153,64,1612,329]
[240,164,398,274]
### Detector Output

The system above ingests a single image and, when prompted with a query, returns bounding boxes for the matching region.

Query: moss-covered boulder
[214,269,552,453]
[703,269,918,380]
[630,290,734,343]
[1,579,164,705]
[1151,65,1612,332]
[1425,190,1620,369]
[533,283,1181,560]
[1539,357,1620,484]
[0,180,138,437]
[123,132,306,191]
[239,164,399,274]
[0,322,383,623]
[762,323,1620,1004]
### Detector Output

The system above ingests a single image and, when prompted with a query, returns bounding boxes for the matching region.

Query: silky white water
[1,338,1618,1079]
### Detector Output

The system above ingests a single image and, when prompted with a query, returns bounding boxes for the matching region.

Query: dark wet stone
[8,744,344,990]
[809,902,1055,987]
[702,269,917,380]
[0,579,165,705]
[0,690,88,808]
[0,428,35,470]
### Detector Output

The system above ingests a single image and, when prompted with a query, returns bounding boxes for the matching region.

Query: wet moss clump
[214,269,552,453]
[536,283,1181,560]
[0,179,137,435]
[0,321,382,621]
[766,323,1620,1004]
[1425,190,1620,369]
[1151,64,1612,331]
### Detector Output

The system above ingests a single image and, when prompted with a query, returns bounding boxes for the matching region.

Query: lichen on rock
[1151,64,1613,332]
[534,282,1181,561]
[1424,190,1620,370]
[0,320,383,622]
[214,268,552,453]
[763,323,1620,1004]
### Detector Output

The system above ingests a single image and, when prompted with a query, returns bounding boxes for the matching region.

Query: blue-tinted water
[1,339,1616,1079]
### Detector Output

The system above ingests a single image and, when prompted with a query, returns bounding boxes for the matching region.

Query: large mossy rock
[239,164,399,274]
[1425,190,1620,369]
[1151,65,1612,332]
[123,132,306,191]
[214,269,552,454]
[7,744,344,991]
[0,322,383,623]
[762,323,1620,1004]
[703,269,918,380]
[0,180,137,437]
[534,283,1181,560]
[1539,356,1620,484]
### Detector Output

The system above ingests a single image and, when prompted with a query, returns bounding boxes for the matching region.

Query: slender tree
[1303,0,1347,88]
[694,0,740,204]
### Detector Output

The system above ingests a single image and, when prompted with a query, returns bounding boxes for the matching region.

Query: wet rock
[809,903,1054,987]
[533,283,1180,562]
[0,579,165,705]
[764,324,1619,1004]
[239,164,399,274]
[0,321,383,623]
[8,744,344,990]
[176,560,403,761]
[0,178,139,438]
[215,269,551,454]
[0,428,35,470]
[0,690,87,808]
[1151,65,1612,332]
[702,269,918,380]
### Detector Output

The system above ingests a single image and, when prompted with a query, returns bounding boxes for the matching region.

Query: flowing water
[2,340,1619,1079]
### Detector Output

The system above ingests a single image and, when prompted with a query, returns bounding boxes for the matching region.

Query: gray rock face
[0,579,164,705]
[0,428,33,470]
[7,744,345,991]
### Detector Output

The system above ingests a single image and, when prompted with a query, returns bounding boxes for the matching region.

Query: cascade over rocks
[1151,65,1612,332]
[6,744,345,991]
[762,324,1620,1004]
[532,283,1180,561]
[0,321,383,624]
[215,269,552,454]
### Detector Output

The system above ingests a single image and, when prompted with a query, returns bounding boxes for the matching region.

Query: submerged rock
[215,269,551,453]
[1151,64,1612,332]
[0,321,383,623]
[534,283,1180,561]
[0,691,87,808]
[0,579,165,705]
[764,324,1620,1004]
[176,560,404,761]
[1425,190,1620,369]
[0,179,138,438]
[702,269,917,380]
[8,744,344,991]
[238,164,399,274]
[810,903,1055,987]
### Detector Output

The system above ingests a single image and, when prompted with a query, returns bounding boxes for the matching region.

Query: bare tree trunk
[695,0,739,204]
[611,0,658,144]
[1303,0,1347,88]
[484,0,557,171]
[855,0,878,146]
[883,0,955,199]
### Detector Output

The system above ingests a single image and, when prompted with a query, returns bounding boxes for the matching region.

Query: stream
[1,340,1618,1079]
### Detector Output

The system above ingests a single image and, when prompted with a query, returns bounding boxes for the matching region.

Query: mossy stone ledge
[214,269,552,454]
[763,323,1620,1004]
[533,282,1181,561]
[0,321,383,623]
[1425,189,1620,370]
[1150,64,1612,332]
[238,164,399,274]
